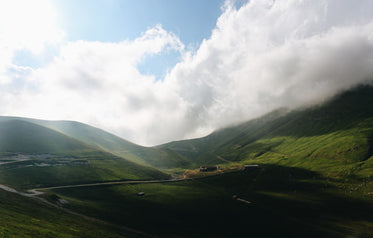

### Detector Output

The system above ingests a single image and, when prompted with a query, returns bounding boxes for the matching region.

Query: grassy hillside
[36,120,192,169]
[160,85,373,172]
[0,188,140,238]
[3,85,373,237]
[0,117,192,169]
[159,108,290,165]
[0,119,168,189]
[34,83,373,237]
[48,168,373,238]
[0,152,168,189]
[0,120,93,154]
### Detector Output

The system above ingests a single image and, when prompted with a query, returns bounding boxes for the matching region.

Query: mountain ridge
[0,118,169,189]
[0,116,192,169]
[159,84,373,168]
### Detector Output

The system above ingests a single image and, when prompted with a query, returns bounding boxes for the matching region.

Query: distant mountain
[0,118,168,189]
[0,116,191,169]
[0,119,92,153]
[28,118,191,169]
[2,84,373,189]
[159,84,373,167]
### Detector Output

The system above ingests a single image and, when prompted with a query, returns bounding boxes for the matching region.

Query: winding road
[27,178,186,194]
[0,165,253,237]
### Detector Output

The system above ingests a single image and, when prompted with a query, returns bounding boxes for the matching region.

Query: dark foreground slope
[49,168,373,238]
[0,119,168,189]
[0,189,134,238]
[3,85,373,238]
[43,85,373,238]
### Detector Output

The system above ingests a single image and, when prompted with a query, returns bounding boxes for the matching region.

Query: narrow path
[0,159,30,165]
[0,184,35,197]
[216,155,231,163]
[27,178,187,194]
[0,171,249,236]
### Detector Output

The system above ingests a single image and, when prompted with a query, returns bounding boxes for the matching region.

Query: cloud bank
[2,0,373,145]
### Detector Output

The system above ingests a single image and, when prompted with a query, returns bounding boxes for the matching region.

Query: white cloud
[163,0,373,142]
[2,0,373,146]
[0,0,63,84]
[2,25,186,145]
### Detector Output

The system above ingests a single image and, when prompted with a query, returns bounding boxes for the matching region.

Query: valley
[2,0,373,237]
[1,85,373,237]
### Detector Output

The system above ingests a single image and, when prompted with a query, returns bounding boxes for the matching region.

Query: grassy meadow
[2,85,373,237]
[0,188,139,238]
[47,166,373,238]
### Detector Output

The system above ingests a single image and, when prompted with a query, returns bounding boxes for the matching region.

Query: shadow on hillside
[235,164,373,237]
[50,164,373,238]
[270,85,373,138]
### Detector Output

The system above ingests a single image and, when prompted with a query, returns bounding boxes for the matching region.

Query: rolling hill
[2,84,373,189]
[0,119,93,153]
[159,84,373,174]
[0,116,191,169]
[2,84,373,237]
[0,118,168,189]
[0,188,131,238]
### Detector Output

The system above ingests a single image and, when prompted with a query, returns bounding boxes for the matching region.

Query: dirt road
[27,178,186,194]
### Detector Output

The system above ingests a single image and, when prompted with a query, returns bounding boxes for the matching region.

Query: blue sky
[12,0,237,79]
[54,0,228,44]
[51,0,235,79]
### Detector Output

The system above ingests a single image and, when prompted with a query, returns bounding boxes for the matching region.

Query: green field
[1,85,373,237]
[0,117,193,169]
[47,167,373,238]
[0,152,168,189]
[160,85,373,169]
[0,188,140,238]
[0,118,169,189]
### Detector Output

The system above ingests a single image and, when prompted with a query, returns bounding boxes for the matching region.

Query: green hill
[160,85,373,175]
[2,84,372,188]
[2,85,373,237]
[0,117,191,169]
[34,120,192,169]
[0,189,131,238]
[0,119,93,153]
[0,119,168,189]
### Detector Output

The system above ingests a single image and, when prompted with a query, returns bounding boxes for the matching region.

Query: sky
[1,0,373,146]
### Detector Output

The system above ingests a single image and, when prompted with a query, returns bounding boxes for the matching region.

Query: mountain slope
[0,119,168,189]
[0,119,93,153]
[160,84,373,170]
[20,118,191,169]
[159,108,290,165]
[0,188,131,237]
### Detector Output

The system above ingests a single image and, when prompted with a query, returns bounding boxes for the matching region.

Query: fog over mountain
[1,0,373,145]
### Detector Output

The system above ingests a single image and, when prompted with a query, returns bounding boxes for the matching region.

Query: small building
[200,166,217,172]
